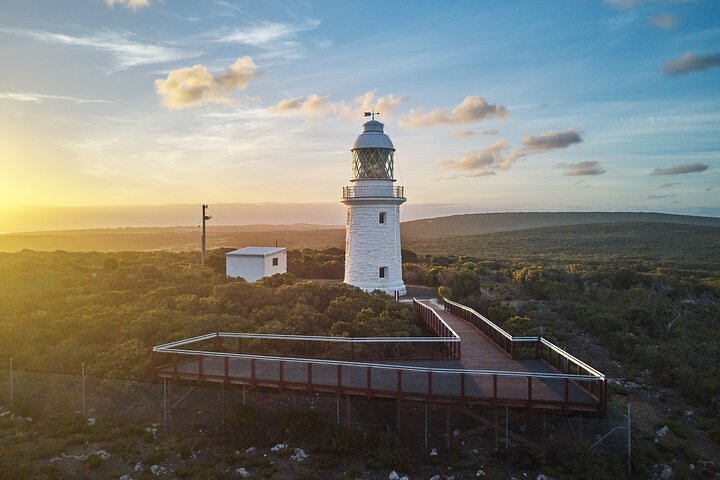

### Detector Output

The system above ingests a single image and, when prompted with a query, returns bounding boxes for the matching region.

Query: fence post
[627,402,632,477]
[163,378,167,426]
[9,357,13,408]
[81,363,86,417]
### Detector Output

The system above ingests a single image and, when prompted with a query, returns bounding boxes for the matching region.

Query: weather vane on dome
[363,110,380,120]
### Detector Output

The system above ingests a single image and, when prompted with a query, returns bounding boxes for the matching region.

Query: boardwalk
[155,299,605,413]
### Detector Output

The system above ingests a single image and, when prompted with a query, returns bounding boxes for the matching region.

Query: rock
[134,461,143,472]
[271,442,288,452]
[660,465,673,480]
[95,450,110,461]
[477,470,486,477]
[430,476,441,480]
[87,417,96,426]
[430,447,438,456]
[245,447,256,454]
[235,467,250,478]
[689,464,695,471]
[656,426,669,438]
[400,477,409,480]
[389,472,400,480]
[453,429,461,436]
[119,475,131,480]
[291,448,308,462]
[684,410,694,416]
[537,475,548,480]
[150,465,171,476]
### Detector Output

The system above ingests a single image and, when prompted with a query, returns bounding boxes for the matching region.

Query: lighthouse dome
[352,120,395,150]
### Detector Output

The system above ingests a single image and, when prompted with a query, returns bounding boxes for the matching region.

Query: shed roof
[225,247,286,257]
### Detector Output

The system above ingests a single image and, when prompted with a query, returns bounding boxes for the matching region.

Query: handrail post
[224,357,229,387]
[279,361,284,390]
[337,364,343,393]
[397,369,402,396]
[307,363,313,393]
[428,371,433,396]
[366,368,372,398]
[527,376,532,407]
[493,374,498,405]
[250,359,256,389]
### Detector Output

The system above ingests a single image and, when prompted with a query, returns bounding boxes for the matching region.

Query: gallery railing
[342,185,404,199]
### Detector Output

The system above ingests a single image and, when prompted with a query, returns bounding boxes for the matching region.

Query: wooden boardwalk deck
[156,299,605,413]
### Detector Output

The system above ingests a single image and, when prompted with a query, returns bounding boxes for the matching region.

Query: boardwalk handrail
[153,345,601,381]
[413,298,461,359]
[441,296,606,412]
[442,297,604,379]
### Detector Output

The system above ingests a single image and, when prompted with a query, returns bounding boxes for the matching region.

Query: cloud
[648,194,676,199]
[438,140,521,176]
[155,57,258,109]
[440,128,584,178]
[453,130,476,138]
[399,96,509,128]
[0,92,110,104]
[268,90,406,119]
[106,0,150,10]
[482,128,501,136]
[269,94,340,118]
[604,0,642,9]
[4,28,196,70]
[554,161,605,176]
[521,129,583,152]
[664,52,720,75]
[659,182,678,188]
[354,91,407,116]
[648,13,678,29]
[651,162,709,175]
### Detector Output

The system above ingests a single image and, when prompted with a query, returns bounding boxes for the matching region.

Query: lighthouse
[342,116,407,297]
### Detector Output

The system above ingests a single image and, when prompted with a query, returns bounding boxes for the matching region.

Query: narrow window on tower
[379,267,386,278]
[272,257,279,266]
[346,211,350,225]
[379,212,386,224]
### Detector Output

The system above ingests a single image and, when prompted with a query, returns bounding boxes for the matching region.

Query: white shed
[225,247,287,282]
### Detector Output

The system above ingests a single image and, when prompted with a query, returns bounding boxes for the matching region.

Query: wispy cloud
[648,194,676,199]
[399,96,509,128]
[554,161,605,176]
[0,92,110,104]
[664,51,720,75]
[216,19,321,59]
[453,128,501,138]
[659,182,678,188]
[649,13,678,29]
[604,0,642,9]
[2,28,197,70]
[155,57,258,109]
[106,0,150,10]
[651,162,709,175]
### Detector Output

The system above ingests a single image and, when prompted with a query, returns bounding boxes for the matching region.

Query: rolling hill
[0,211,717,254]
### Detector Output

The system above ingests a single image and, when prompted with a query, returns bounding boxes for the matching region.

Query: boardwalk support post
[424,402,428,450]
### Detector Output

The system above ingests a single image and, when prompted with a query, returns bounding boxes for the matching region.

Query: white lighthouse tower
[342,115,407,297]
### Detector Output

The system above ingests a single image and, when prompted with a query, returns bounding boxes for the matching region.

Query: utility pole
[201,204,212,268]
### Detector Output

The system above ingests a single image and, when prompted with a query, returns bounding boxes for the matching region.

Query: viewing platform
[154,298,606,414]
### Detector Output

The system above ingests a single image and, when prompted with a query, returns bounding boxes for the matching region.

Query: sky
[0,0,718,232]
